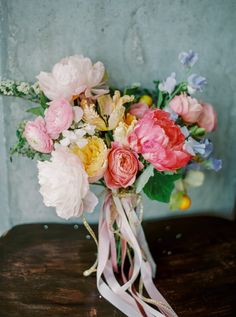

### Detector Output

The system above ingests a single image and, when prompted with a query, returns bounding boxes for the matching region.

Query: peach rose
[197,102,217,132]
[104,142,141,189]
[169,93,202,123]
[23,117,53,153]
[45,99,74,139]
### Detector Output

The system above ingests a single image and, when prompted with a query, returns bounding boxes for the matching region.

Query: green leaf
[39,92,49,109]
[143,170,182,203]
[26,106,44,116]
[157,91,163,108]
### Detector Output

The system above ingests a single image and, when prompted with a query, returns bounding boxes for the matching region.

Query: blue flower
[205,158,222,172]
[184,137,205,156]
[188,74,207,92]
[200,139,213,158]
[158,72,176,94]
[164,106,178,121]
[178,50,198,67]
[184,137,214,158]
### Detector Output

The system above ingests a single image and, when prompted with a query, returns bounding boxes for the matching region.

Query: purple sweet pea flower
[188,74,207,93]
[185,161,201,171]
[204,158,222,172]
[164,106,178,121]
[200,139,213,158]
[158,72,176,94]
[178,50,198,67]
[184,137,213,158]
[184,137,205,156]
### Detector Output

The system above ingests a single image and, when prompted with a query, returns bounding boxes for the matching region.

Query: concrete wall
[0,0,235,235]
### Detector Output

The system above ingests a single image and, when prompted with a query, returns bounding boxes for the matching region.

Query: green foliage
[26,91,49,117]
[189,125,206,138]
[123,85,152,103]
[26,106,44,116]
[143,169,182,203]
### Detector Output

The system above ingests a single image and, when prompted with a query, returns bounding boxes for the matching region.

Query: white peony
[37,55,108,101]
[37,147,98,219]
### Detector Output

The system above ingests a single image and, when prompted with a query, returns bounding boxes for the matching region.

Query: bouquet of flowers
[0,51,221,317]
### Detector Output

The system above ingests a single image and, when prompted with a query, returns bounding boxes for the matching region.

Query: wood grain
[0,216,235,317]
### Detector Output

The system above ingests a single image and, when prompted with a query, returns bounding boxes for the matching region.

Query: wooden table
[0,216,235,317]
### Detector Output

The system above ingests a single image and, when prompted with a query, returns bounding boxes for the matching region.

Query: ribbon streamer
[96,190,178,317]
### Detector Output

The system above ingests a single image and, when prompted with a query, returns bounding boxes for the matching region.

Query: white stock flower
[37,147,98,219]
[59,123,96,148]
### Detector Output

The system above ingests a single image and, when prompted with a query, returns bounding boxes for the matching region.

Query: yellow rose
[72,136,107,183]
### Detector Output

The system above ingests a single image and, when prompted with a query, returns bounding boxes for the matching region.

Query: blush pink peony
[128,109,191,171]
[45,99,74,139]
[129,102,149,119]
[104,142,141,189]
[38,147,98,220]
[169,93,202,123]
[37,55,108,101]
[197,102,217,132]
[23,117,53,153]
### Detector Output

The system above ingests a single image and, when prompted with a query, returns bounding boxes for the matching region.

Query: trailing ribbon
[95,190,178,317]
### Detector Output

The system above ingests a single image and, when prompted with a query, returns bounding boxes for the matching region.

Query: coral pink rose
[129,103,149,119]
[169,93,202,123]
[128,109,191,171]
[104,142,141,189]
[45,99,74,139]
[24,117,53,153]
[197,102,217,132]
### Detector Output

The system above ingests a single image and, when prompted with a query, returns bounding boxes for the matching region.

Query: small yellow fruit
[139,95,153,107]
[179,194,191,210]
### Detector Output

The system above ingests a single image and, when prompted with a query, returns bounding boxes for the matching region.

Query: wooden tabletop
[0,216,235,317]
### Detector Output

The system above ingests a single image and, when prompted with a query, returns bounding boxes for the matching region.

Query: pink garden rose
[37,55,108,101]
[24,117,53,153]
[129,102,149,119]
[128,109,191,171]
[104,142,141,189]
[169,93,202,123]
[197,102,217,132]
[45,99,74,139]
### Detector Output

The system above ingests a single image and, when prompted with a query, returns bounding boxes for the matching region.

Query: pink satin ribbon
[97,190,178,317]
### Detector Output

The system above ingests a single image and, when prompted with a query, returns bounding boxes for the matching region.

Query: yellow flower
[124,113,136,126]
[81,90,134,131]
[72,136,107,183]
[113,119,137,146]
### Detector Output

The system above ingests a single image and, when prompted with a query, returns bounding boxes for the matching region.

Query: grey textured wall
[0,0,236,235]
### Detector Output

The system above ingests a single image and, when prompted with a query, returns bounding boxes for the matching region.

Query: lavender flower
[184,137,205,156]
[158,72,176,94]
[204,158,222,172]
[164,106,178,121]
[184,137,213,158]
[178,50,198,67]
[200,139,213,158]
[188,74,207,93]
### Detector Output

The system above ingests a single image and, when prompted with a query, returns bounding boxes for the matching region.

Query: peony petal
[82,191,98,213]
[73,106,83,123]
